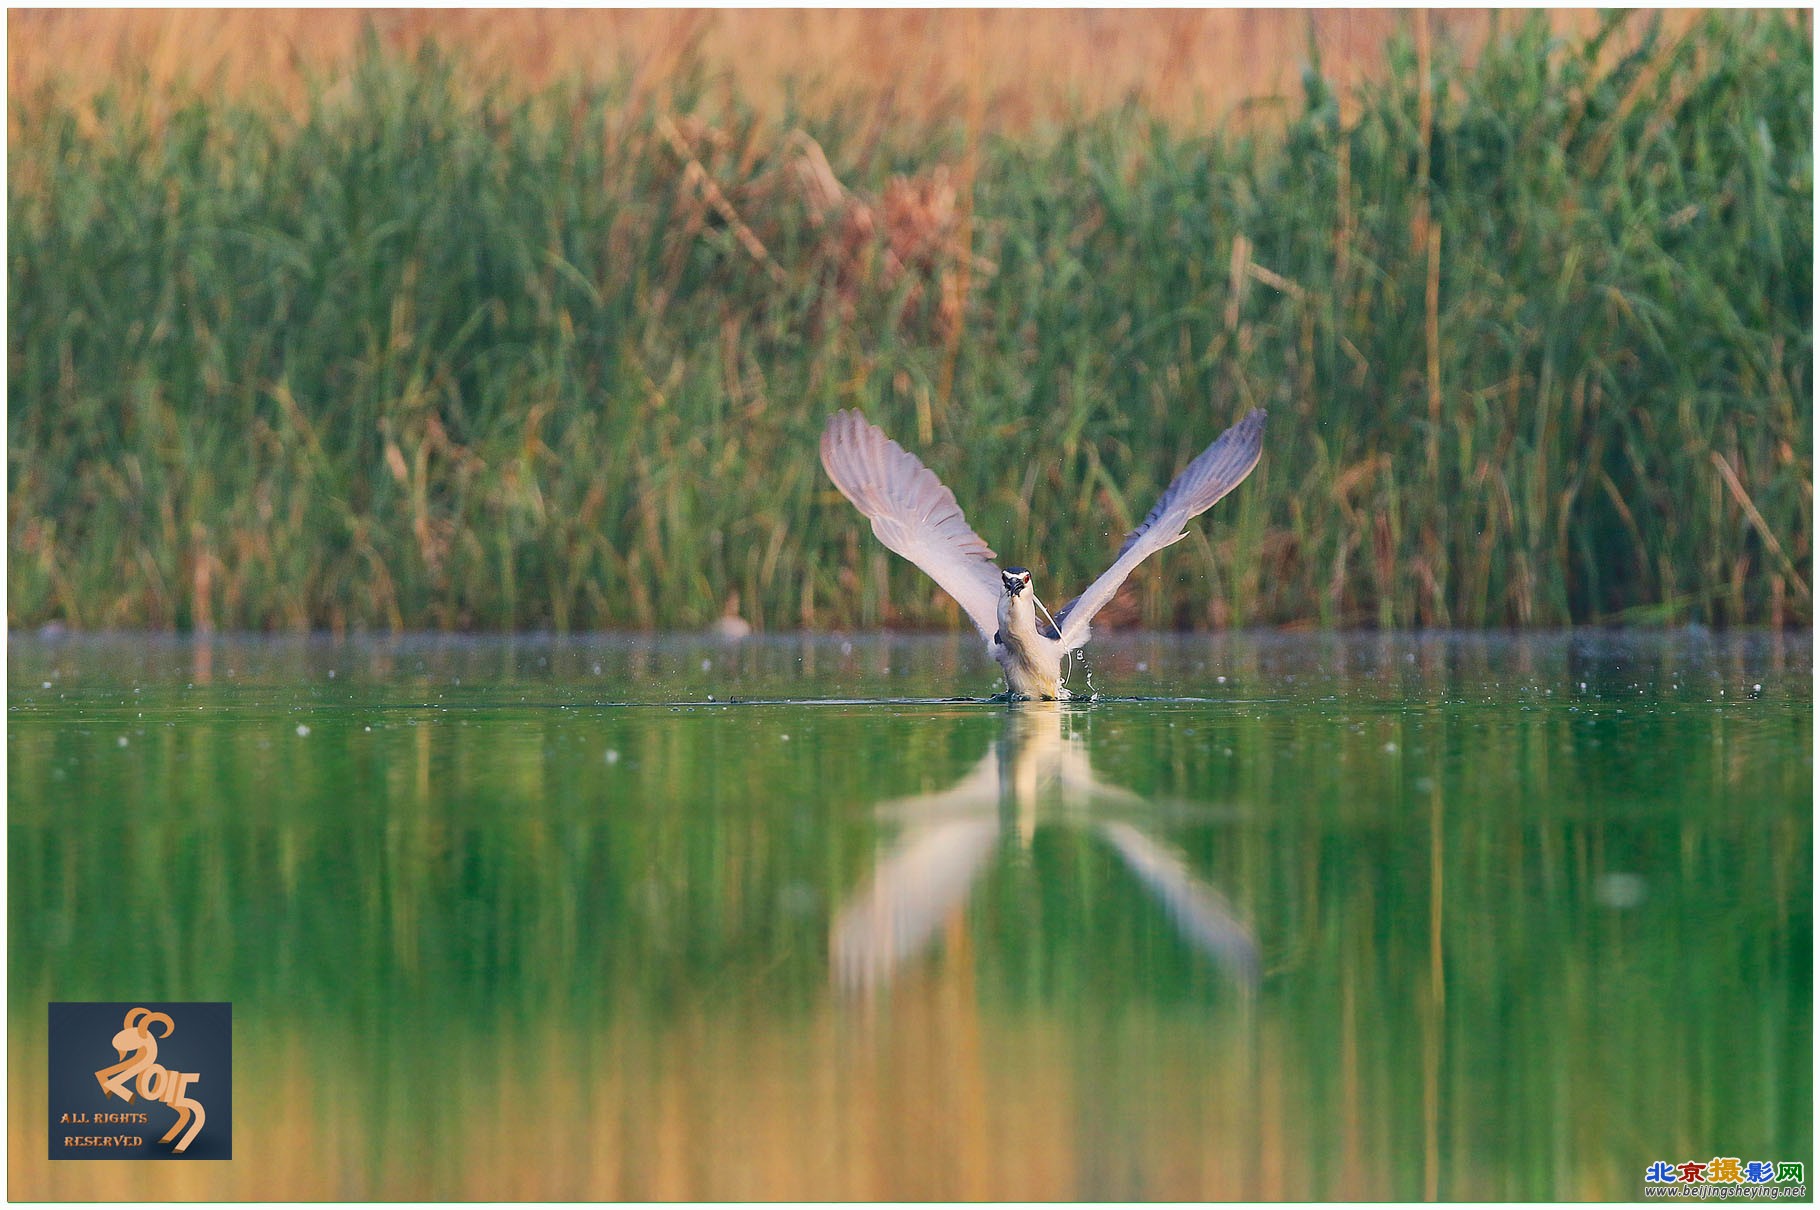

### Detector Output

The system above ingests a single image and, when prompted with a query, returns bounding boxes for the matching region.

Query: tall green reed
[8,13,1810,632]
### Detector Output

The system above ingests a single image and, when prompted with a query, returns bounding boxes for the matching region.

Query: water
[9,631,1811,1199]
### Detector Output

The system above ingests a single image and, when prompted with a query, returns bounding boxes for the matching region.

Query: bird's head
[1002,567,1032,599]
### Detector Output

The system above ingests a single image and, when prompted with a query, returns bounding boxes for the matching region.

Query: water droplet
[1595,872,1647,910]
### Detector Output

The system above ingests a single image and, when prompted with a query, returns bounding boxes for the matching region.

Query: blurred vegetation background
[7,9,1811,634]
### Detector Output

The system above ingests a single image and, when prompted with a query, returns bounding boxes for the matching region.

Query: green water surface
[8,632,1811,1199]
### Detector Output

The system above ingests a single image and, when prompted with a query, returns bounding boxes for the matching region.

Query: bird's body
[992,567,1066,698]
[820,407,1266,699]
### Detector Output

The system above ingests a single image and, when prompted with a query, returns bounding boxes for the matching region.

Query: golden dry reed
[9,9,1689,132]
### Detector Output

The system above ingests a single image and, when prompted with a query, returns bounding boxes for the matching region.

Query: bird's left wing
[821,410,1004,642]
[1055,409,1266,650]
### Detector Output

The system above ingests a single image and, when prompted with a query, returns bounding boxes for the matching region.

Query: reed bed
[8,11,1811,633]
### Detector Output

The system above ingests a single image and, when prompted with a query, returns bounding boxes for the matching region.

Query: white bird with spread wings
[821,408,1266,698]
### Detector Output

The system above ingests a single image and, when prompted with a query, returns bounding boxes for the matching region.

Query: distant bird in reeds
[821,408,1266,698]
[708,592,753,640]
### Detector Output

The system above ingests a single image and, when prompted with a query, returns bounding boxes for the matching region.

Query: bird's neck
[999,591,1042,645]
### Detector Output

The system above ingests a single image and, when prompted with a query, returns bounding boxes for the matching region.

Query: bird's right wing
[1055,409,1266,649]
[821,410,1004,642]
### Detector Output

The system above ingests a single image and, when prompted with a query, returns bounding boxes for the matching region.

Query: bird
[820,407,1266,698]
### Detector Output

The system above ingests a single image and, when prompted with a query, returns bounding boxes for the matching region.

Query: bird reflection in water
[831,704,1260,994]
